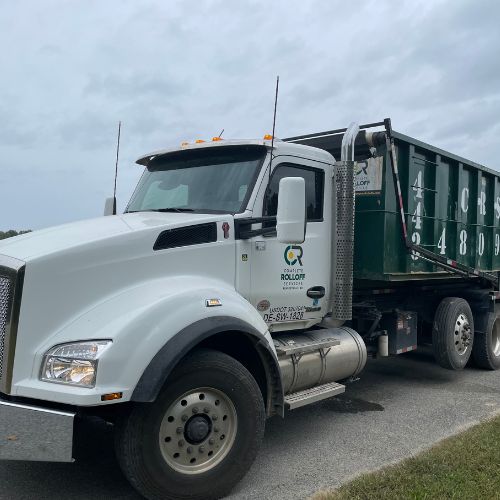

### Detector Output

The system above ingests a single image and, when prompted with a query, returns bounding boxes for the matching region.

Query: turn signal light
[206,298,222,307]
[101,392,123,401]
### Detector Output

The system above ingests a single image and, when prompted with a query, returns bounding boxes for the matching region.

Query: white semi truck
[1,119,499,499]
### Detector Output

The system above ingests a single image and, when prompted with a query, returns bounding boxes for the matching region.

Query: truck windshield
[127,145,266,214]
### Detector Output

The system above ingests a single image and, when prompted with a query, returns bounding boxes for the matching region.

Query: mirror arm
[234,216,277,240]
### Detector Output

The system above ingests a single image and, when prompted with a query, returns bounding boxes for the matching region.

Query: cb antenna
[269,76,279,183]
[113,121,121,215]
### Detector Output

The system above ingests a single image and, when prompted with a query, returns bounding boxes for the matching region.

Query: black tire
[472,312,500,370]
[115,349,265,500]
[432,297,474,370]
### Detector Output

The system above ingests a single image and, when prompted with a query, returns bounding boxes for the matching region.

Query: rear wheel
[473,312,500,370]
[115,349,265,500]
[432,297,474,370]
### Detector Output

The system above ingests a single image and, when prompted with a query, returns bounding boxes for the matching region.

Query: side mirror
[276,177,306,243]
[104,197,116,216]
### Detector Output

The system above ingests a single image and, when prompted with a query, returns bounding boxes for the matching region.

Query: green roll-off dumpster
[285,119,500,371]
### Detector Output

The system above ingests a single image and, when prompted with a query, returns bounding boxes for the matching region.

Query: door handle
[307,286,325,299]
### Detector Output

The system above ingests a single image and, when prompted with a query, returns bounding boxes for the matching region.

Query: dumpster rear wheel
[432,297,474,370]
[115,349,265,500]
[473,312,500,370]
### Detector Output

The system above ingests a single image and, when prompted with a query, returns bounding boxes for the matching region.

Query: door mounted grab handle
[307,286,325,299]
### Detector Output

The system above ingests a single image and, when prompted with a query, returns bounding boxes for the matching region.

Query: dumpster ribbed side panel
[354,131,500,283]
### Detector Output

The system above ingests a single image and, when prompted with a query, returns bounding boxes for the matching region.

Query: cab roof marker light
[212,137,223,141]
[263,134,273,140]
[195,139,206,143]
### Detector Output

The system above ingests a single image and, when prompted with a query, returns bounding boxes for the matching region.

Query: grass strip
[313,414,500,500]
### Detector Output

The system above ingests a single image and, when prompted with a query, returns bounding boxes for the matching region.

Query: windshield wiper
[155,207,195,213]
[127,207,195,213]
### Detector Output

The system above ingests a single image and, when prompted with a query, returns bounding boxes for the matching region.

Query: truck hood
[4,211,238,398]
[0,212,226,262]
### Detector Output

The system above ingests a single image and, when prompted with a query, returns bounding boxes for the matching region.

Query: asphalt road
[1,347,499,499]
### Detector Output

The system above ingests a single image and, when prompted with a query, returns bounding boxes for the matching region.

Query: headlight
[41,340,112,388]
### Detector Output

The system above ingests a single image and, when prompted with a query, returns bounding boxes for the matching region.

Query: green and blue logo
[284,245,303,266]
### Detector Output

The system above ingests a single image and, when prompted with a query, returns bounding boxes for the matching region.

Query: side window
[263,163,324,221]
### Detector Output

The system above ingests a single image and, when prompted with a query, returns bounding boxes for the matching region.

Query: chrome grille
[0,275,12,380]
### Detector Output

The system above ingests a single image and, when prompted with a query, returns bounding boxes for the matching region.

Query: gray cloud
[1,0,499,230]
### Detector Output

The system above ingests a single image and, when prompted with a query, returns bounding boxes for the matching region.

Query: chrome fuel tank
[274,327,367,395]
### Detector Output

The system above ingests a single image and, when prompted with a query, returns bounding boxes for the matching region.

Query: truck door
[249,158,332,330]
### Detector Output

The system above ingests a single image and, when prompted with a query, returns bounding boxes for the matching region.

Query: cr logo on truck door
[284,245,303,266]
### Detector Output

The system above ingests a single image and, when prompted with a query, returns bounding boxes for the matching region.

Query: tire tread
[472,313,500,370]
[432,297,474,370]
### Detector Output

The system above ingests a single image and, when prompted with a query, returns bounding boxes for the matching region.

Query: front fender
[131,316,281,405]
[16,276,277,407]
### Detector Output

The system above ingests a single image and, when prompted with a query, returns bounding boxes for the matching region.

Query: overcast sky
[1,0,499,230]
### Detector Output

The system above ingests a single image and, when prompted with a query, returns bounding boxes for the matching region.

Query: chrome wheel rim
[492,318,500,357]
[454,313,472,355]
[159,387,237,474]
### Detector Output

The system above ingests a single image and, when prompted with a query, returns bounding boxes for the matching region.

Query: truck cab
[130,138,335,331]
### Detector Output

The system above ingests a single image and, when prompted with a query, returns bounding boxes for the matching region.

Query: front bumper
[0,397,75,462]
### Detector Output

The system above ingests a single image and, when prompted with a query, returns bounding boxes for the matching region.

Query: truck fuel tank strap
[274,338,340,357]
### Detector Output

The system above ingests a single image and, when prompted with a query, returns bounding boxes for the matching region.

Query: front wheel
[115,349,266,500]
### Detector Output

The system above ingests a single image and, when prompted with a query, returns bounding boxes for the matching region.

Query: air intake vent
[154,223,218,251]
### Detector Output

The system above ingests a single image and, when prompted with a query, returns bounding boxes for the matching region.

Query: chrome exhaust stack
[331,122,359,322]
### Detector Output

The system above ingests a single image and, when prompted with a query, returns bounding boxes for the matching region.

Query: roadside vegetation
[0,230,31,240]
[313,414,500,500]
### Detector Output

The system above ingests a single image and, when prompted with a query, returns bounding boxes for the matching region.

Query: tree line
[0,230,31,240]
